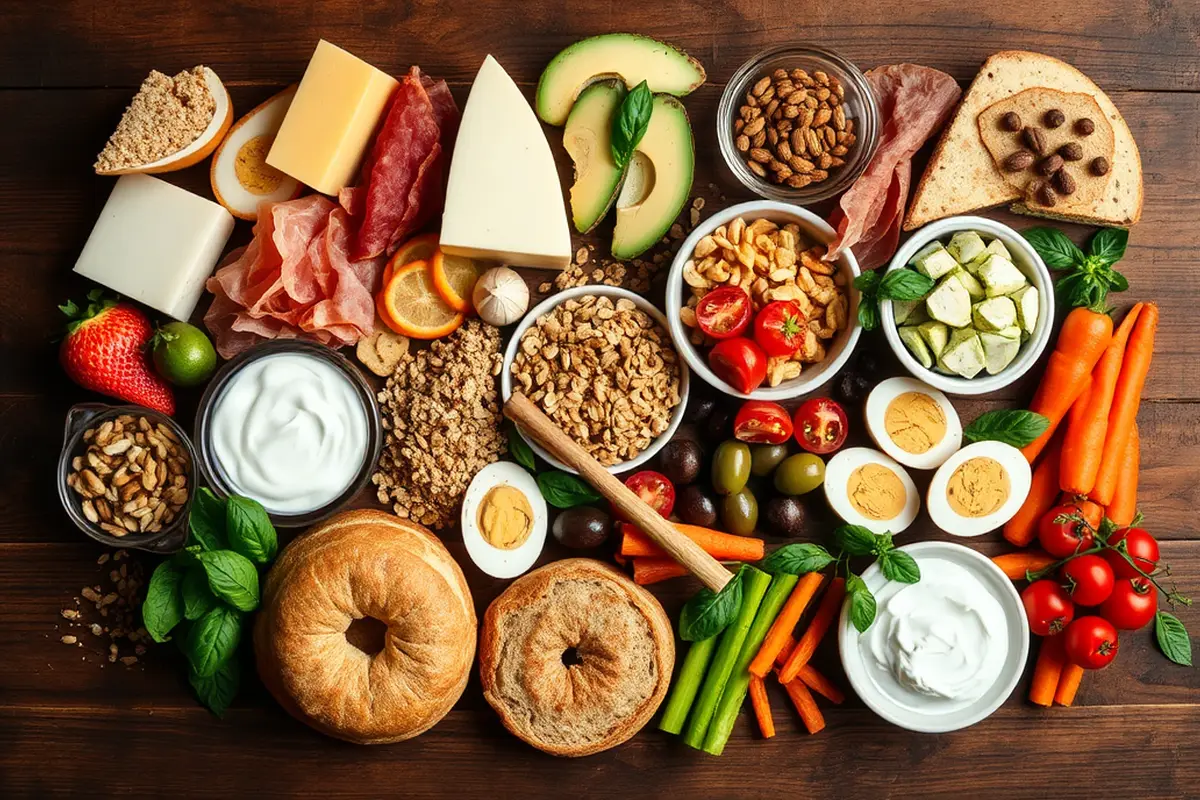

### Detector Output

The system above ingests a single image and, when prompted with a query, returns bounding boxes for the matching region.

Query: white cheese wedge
[1011,285,1040,335]
[975,254,1028,297]
[946,231,987,265]
[441,55,572,270]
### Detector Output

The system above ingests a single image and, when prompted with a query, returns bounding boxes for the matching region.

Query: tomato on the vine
[1099,577,1157,630]
[753,301,807,357]
[1063,616,1120,669]
[1102,527,1160,579]
[695,287,753,340]
[616,471,675,521]
[733,400,793,444]
[1021,579,1075,636]
[792,397,848,455]
[708,337,768,395]
[1037,502,1097,558]
[1059,554,1115,607]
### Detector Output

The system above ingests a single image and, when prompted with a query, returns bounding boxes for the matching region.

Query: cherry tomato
[1037,502,1097,558]
[792,397,849,455]
[1059,554,1115,607]
[733,401,794,444]
[695,287,752,340]
[1063,616,1120,669]
[1102,527,1160,579]
[753,301,807,357]
[616,471,675,521]
[1022,579,1076,636]
[708,337,768,395]
[1099,577,1158,630]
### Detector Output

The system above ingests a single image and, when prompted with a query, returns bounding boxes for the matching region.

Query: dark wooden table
[3,1,1199,796]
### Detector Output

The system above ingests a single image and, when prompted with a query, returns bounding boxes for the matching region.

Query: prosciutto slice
[826,65,961,269]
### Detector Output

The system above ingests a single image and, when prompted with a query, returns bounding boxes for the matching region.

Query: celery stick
[681,566,772,750]
[702,572,800,755]
[659,635,718,734]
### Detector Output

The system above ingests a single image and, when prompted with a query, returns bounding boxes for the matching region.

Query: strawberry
[59,290,175,415]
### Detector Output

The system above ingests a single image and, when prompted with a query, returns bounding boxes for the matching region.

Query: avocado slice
[911,242,959,280]
[938,328,987,379]
[899,326,934,369]
[975,254,1028,297]
[893,298,922,325]
[564,80,628,233]
[918,320,950,359]
[1011,285,1040,335]
[972,296,1018,332]
[536,34,706,126]
[949,267,986,301]
[947,231,987,265]
[980,331,1021,375]
[611,94,694,260]
[926,273,972,328]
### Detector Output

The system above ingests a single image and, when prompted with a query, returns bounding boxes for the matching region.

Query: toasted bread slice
[905,51,1142,230]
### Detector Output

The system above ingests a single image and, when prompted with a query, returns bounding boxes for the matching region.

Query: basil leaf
[536,471,601,509]
[610,80,653,170]
[880,550,921,584]
[189,487,227,551]
[190,658,240,718]
[878,269,934,301]
[185,605,242,678]
[846,575,877,633]
[834,524,877,556]
[1024,227,1085,269]
[181,566,216,621]
[1107,269,1129,293]
[872,532,894,556]
[142,558,186,643]
[1155,611,1193,667]
[196,550,260,612]
[1089,227,1128,265]
[679,570,744,642]
[853,271,881,294]
[857,299,881,331]
[508,426,536,472]
[761,543,834,575]
[963,409,1049,448]
[225,495,277,564]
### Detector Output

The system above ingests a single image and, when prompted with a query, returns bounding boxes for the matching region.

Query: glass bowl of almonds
[718,44,879,203]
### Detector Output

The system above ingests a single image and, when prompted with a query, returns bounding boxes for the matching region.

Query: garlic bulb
[472,267,530,327]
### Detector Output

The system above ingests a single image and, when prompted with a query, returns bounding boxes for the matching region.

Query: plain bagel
[255,510,476,744]
[479,558,674,757]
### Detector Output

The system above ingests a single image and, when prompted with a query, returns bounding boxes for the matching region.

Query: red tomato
[616,471,675,521]
[1059,554,1115,607]
[1037,503,1097,558]
[695,287,752,340]
[1102,527,1160,579]
[792,397,848,455]
[1063,616,1120,669]
[708,337,768,395]
[1099,577,1158,630]
[1022,579,1076,636]
[753,301,807,357]
[733,400,794,444]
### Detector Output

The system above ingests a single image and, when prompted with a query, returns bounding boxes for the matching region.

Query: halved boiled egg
[461,461,548,579]
[865,377,962,470]
[927,441,1032,537]
[210,85,303,220]
[824,448,920,534]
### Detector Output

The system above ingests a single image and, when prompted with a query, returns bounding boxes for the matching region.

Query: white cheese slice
[441,55,572,270]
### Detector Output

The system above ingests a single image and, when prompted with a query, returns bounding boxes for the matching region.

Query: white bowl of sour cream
[838,541,1029,733]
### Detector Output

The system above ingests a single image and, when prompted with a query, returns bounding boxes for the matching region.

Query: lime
[152,322,217,387]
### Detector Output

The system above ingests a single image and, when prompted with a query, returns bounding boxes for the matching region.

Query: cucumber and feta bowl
[881,217,1054,396]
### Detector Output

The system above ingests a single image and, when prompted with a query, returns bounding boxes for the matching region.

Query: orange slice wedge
[382,233,440,286]
[376,260,464,339]
[430,250,481,314]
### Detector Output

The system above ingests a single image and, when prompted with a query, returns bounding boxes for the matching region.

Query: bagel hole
[345,616,388,656]
[561,646,583,667]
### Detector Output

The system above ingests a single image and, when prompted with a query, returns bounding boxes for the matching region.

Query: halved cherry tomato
[1063,616,1119,670]
[1099,577,1157,630]
[753,301,807,357]
[792,397,848,455]
[1059,554,1114,607]
[1022,579,1075,636]
[708,337,768,395]
[695,287,752,340]
[733,401,793,444]
[1037,502,1097,558]
[1102,527,1160,579]
[615,471,676,521]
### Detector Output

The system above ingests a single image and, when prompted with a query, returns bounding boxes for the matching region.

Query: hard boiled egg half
[824,448,920,534]
[927,441,1032,537]
[865,377,962,470]
[210,85,303,220]
[461,461,547,579]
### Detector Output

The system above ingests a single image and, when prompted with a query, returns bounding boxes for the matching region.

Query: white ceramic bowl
[838,541,1030,734]
[881,216,1055,397]
[666,200,863,401]
[500,285,690,475]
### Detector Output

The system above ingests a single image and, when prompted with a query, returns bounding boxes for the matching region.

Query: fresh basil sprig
[761,543,835,575]
[508,426,536,472]
[846,574,878,633]
[190,658,240,719]
[964,409,1050,448]
[1023,226,1129,311]
[853,269,935,331]
[679,566,745,642]
[1156,611,1193,667]
[536,470,601,508]
[610,80,653,170]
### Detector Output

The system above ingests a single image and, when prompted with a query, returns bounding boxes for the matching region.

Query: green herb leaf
[196,550,260,612]
[872,532,894,556]
[880,550,921,584]
[189,658,240,718]
[1089,227,1129,265]
[878,270,934,301]
[853,271,881,294]
[963,409,1049,448]
[189,488,227,551]
[181,566,216,621]
[508,426,536,472]
[610,81,653,170]
[857,301,881,331]
[536,471,601,509]
[1024,227,1085,269]
[846,574,877,633]
[185,605,242,678]
[1155,611,1193,667]
[679,570,744,642]
[834,524,877,557]
[142,558,186,643]
[761,543,835,575]
[225,495,277,564]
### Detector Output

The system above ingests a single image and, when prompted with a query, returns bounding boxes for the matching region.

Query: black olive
[704,405,735,442]
[683,395,717,425]
[657,439,703,486]
[763,496,806,538]
[676,485,718,528]
[835,372,872,405]
[551,507,612,550]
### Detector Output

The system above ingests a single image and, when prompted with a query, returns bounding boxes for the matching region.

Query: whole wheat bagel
[254,510,476,744]
[479,558,674,757]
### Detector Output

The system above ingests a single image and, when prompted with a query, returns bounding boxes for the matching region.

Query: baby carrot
[778,578,847,684]
[1107,423,1140,527]
[1030,635,1067,707]
[1054,662,1085,707]
[1092,304,1158,505]
[991,551,1057,581]
[749,675,775,738]
[797,664,844,704]
[619,523,765,561]
[781,676,825,734]
[631,558,689,585]
[749,571,825,678]
[1004,434,1064,547]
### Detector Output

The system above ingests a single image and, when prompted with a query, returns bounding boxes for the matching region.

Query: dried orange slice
[430,250,481,314]
[377,260,463,339]
[382,233,440,286]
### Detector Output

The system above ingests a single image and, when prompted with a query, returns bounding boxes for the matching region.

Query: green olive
[773,453,826,496]
[750,443,790,477]
[711,440,751,495]
[721,487,759,537]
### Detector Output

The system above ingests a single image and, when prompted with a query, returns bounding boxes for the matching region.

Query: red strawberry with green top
[59,290,175,415]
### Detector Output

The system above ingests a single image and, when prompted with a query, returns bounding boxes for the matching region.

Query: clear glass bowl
[718,44,880,204]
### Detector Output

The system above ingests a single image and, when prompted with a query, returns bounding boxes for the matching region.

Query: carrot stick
[612,551,627,567]
[991,551,1057,581]
[630,557,688,585]
[748,675,775,738]
[1054,662,1085,707]
[1092,304,1158,505]
[1061,304,1144,495]
[778,578,847,684]
[781,675,825,734]
[797,664,844,705]
[1004,433,1064,547]
[1022,307,1114,463]
[619,522,765,561]
[749,571,826,677]
[1107,423,1140,527]
[775,633,796,666]
[1029,635,1067,707]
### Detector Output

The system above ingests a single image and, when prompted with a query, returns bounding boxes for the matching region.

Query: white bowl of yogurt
[838,540,1029,733]
[195,340,382,527]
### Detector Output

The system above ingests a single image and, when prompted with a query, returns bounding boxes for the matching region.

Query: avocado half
[611,94,694,261]
[564,79,627,234]
[536,33,706,126]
